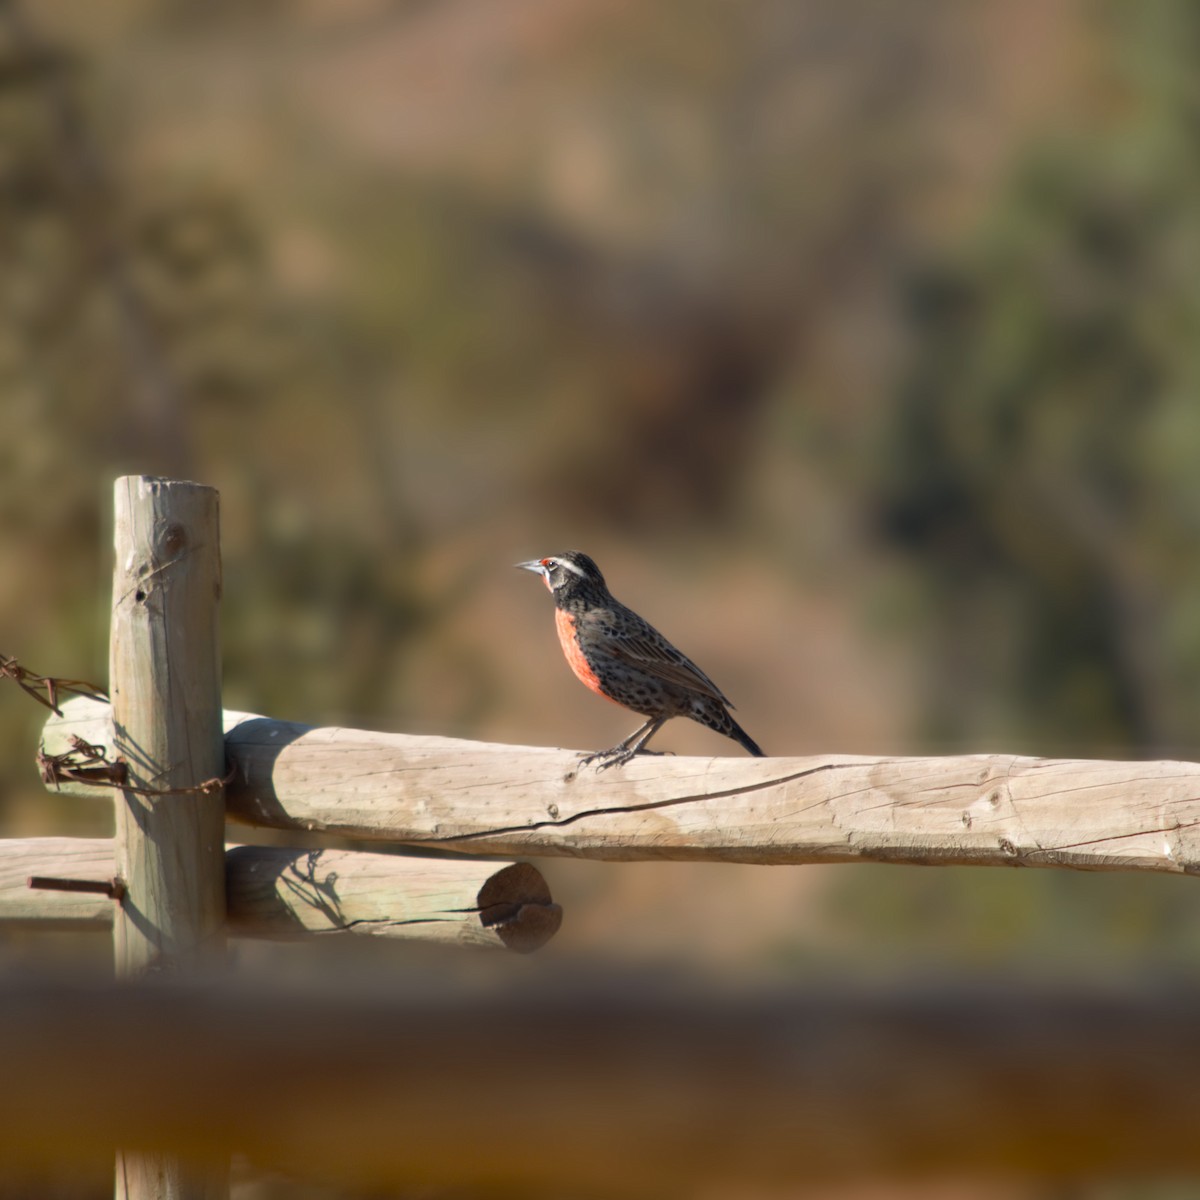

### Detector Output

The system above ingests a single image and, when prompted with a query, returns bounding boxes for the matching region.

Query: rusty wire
[7,655,232,797]
[37,734,126,789]
[37,735,235,797]
[1,653,106,717]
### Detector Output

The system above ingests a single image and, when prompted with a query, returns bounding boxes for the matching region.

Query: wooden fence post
[110,476,227,1200]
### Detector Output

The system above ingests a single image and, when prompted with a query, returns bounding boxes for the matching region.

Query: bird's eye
[542,558,556,571]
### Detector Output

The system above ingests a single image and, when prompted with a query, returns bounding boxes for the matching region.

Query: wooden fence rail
[43,693,1200,873]
[2,838,559,950]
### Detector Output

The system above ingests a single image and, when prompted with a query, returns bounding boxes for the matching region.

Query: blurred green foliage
[851,0,1200,973]
[880,1,1200,757]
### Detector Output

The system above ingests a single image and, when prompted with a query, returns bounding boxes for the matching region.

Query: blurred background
[4,0,1200,1195]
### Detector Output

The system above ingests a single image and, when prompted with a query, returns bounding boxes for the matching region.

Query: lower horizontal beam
[0,839,114,928]
[1,977,1198,1188]
[1,839,560,952]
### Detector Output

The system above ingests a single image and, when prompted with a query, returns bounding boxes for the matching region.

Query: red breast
[555,608,620,706]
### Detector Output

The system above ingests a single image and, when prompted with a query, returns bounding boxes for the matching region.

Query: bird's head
[515,551,607,599]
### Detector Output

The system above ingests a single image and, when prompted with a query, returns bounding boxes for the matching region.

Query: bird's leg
[579,716,670,770]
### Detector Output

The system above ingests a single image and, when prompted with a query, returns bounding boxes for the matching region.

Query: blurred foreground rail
[2,976,1199,1189]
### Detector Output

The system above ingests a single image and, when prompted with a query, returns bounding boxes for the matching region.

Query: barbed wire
[36,732,235,798]
[0,653,105,716]
[5,653,231,797]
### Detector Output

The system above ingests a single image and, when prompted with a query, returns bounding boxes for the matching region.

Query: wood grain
[109,476,227,970]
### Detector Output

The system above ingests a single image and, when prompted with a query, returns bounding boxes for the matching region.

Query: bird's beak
[515,559,551,588]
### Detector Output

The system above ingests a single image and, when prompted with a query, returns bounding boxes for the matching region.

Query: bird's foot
[578,745,636,770]
[577,746,674,771]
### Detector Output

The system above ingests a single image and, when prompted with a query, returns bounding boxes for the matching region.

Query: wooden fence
[7,475,1200,1197]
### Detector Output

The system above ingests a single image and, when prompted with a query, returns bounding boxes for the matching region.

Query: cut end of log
[477,862,563,953]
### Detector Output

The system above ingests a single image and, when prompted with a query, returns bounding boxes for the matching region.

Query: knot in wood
[160,522,187,557]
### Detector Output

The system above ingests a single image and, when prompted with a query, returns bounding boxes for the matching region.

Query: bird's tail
[698,701,765,757]
[727,715,765,757]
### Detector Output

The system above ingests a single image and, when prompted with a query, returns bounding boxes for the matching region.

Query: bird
[515,550,764,768]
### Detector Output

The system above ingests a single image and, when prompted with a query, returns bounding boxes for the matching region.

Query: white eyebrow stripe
[555,557,585,578]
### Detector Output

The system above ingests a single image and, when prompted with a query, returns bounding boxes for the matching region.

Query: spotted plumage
[516,550,765,767]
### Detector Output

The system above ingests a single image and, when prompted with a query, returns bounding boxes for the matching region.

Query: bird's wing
[588,609,733,706]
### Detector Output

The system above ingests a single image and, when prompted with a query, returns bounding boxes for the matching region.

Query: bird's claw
[577,747,675,771]
[576,746,630,770]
